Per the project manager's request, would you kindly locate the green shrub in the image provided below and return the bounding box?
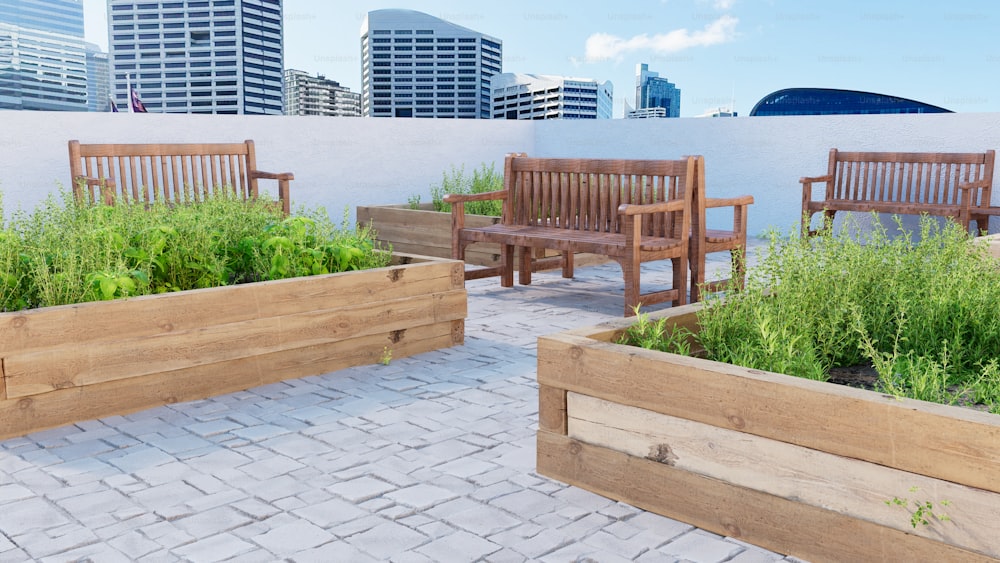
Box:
[621,214,1000,412]
[0,190,391,311]
[428,162,503,216]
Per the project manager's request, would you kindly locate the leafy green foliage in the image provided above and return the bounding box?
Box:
[0,190,391,311]
[617,308,694,356]
[429,162,503,216]
[886,487,952,528]
[625,213,1000,412]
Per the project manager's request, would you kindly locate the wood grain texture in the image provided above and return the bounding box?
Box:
[0,256,466,439]
[536,304,1000,495]
[536,431,993,563]
[567,392,1000,558]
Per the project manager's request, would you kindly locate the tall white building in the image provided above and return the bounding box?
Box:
[0,0,87,111]
[491,73,613,120]
[284,69,360,117]
[108,0,284,114]
[360,9,502,118]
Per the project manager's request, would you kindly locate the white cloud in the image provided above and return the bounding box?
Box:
[713,0,736,9]
[582,15,738,63]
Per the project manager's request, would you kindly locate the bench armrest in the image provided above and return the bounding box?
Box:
[72,175,117,205]
[704,195,754,209]
[250,170,294,215]
[800,174,833,186]
[617,200,686,216]
[251,170,295,181]
[442,190,508,204]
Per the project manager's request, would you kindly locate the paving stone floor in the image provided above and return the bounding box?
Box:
[0,240,810,562]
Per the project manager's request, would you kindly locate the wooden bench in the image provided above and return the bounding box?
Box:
[801,149,996,235]
[68,140,294,215]
[446,154,753,315]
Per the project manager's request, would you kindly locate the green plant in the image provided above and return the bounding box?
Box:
[625,213,1000,412]
[380,346,393,365]
[428,162,503,216]
[407,194,421,209]
[0,190,391,311]
[617,308,694,355]
[886,487,952,528]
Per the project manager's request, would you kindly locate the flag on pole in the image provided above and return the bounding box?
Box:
[130,87,147,113]
[109,94,119,112]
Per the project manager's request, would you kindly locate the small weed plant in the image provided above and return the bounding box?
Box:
[0,190,390,311]
[619,214,1000,412]
[425,163,503,216]
[886,487,952,529]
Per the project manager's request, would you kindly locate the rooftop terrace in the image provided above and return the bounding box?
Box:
[0,244,802,562]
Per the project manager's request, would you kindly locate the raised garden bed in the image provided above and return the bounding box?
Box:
[537,303,1000,562]
[357,203,608,271]
[0,253,465,440]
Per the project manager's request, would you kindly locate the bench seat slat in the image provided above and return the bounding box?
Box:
[458,224,685,256]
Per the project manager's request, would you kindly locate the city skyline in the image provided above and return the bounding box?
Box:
[82,0,1000,117]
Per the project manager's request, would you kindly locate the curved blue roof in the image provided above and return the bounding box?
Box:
[749,88,952,116]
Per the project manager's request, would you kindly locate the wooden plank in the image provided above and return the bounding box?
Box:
[538,384,567,435]
[0,260,462,354]
[536,431,994,563]
[537,328,1000,494]
[0,320,459,441]
[4,289,466,397]
[567,392,1000,558]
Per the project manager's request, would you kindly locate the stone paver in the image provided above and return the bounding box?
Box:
[0,243,808,562]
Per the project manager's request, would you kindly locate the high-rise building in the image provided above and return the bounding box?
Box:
[360,9,502,118]
[86,42,110,112]
[107,0,284,114]
[635,63,680,118]
[491,73,612,120]
[0,0,87,111]
[284,69,360,116]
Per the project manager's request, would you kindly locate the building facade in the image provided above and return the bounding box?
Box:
[491,73,612,120]
[635,63,680,118]
[108,0,284,114]
[0,0,87,111]
[360,9,502,118]
[86,42,111,111]
[284,69,360,116]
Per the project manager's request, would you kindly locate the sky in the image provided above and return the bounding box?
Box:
[82,0,1000,117]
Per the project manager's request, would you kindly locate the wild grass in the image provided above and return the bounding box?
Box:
[0,190,390,311]
[619,214,1000,412]
[423,162,504,216]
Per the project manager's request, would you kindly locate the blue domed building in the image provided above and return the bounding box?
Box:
[749,88,951,116]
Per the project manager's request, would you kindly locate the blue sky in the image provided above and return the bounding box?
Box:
[83,0,999,117]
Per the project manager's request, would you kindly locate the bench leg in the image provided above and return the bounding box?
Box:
[500,243,514,287]
[561,251,574,279]
[621,257,641,316]
[673,256,687,307]
[518,246,532,285]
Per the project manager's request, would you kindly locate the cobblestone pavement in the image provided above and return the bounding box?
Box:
[0,241,808,562]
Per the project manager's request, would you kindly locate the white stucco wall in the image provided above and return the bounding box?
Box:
[2,111,1000,237]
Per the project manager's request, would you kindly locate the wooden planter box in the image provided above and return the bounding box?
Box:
[537,304,1000,562]
[0,253,466,440]
[357,203,607,271]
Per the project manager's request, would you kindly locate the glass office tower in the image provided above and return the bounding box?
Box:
[0,0,87,111]
[108,0,284,114]
[361,9,502,118]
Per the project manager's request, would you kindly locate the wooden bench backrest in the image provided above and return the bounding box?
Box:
[503,155,696,239]
[68,140,261,205]
[826,149,996,207]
